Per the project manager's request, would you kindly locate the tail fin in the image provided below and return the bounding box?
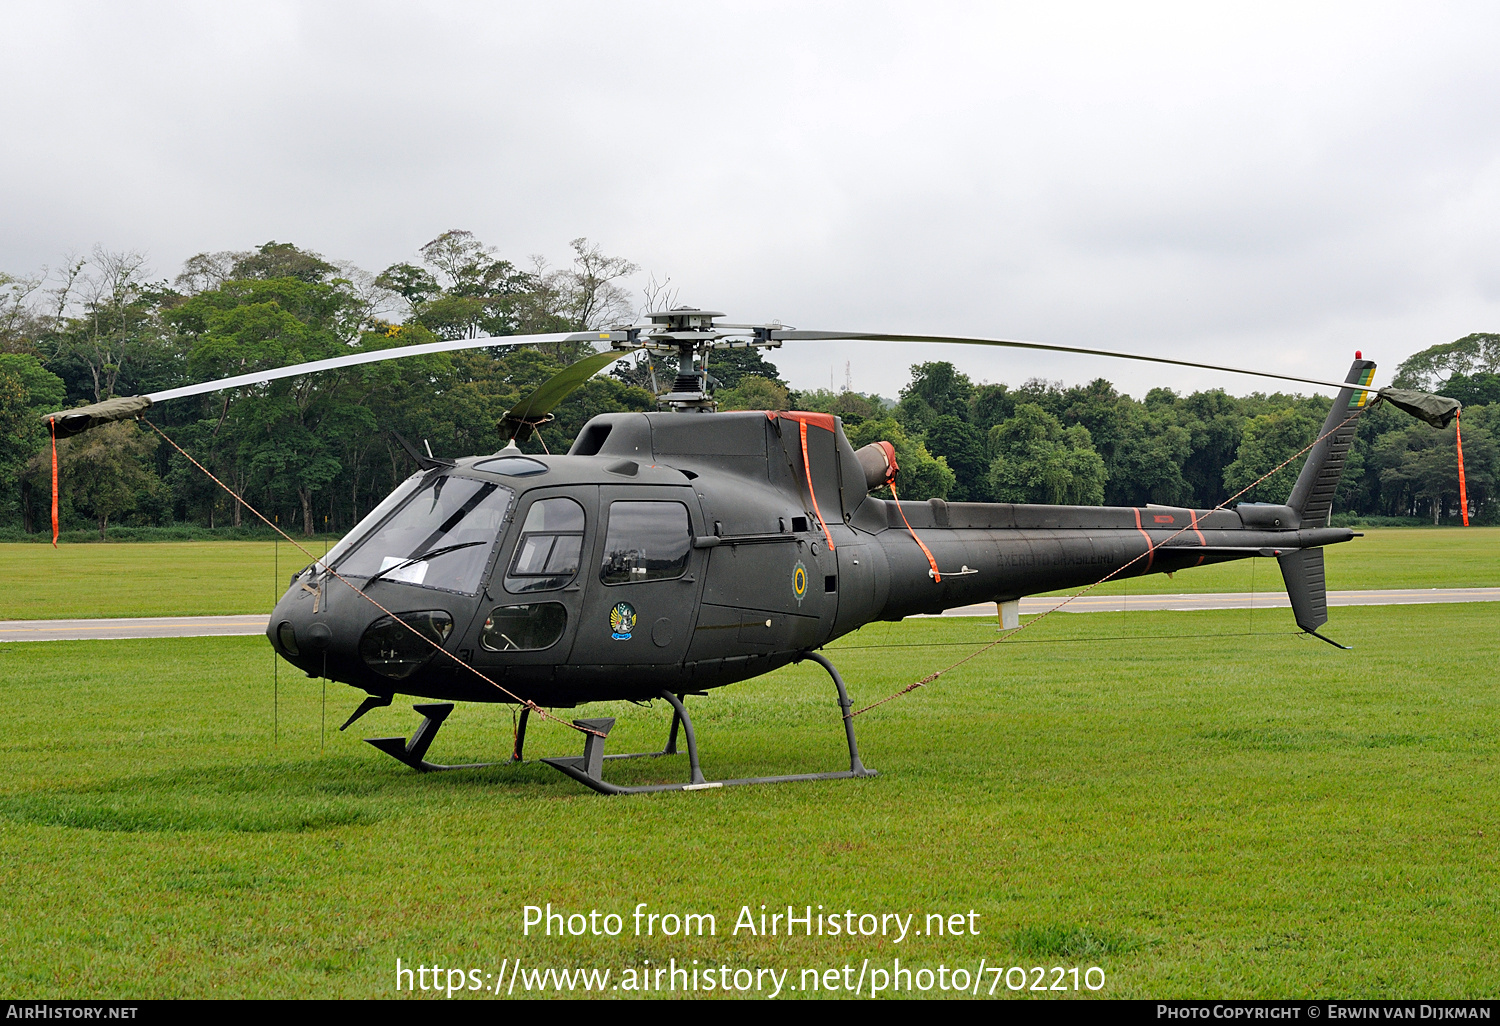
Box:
[1277,547,1329,632]
[1286,357,1377,527]
[1278,356,1374,645]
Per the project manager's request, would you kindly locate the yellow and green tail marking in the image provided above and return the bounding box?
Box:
[1348,364,1377,408]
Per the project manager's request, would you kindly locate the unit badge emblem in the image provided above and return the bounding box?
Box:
[609,601,637,640]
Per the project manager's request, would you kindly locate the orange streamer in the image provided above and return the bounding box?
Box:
[1457,408,1470,527]
[887,479,941,582]
[798,418,835,551]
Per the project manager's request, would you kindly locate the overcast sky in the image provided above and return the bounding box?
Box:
[4,2,1500,399]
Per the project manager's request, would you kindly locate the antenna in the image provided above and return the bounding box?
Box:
[844,360,851,393]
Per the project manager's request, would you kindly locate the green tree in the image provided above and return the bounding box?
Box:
[896,361,974,435]
[0,371,37,528]
[1176,389,1244,508]
[846,417,954,500]
[547,238,639,330]
[925,414,991,501]
[717,375,790,412]
[231,241,336,283]
[1394,333,1500,391]
[169,270,372,534]
[1,271,44,355]
[1060,379,1192,506]
[705,347,788,392]
[1441,372,1500,408]
[1223,407,1322,503]
[1373,419,1495,524]
[970,383,1015,433]
[791,389,885,426]
[378,230,552,341]
[51,420,159,539]
[987,404,1106,505]
[0,354,67,531]
[43,248,176,403]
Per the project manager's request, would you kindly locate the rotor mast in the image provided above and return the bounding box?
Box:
[620,307,784,411]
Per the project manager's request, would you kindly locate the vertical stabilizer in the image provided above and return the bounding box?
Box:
[1286,357,1377,526]
[1277,547,1329,633]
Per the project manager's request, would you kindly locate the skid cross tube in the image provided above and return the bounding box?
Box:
[541,657,877,795]
[598,692,706,763]
[511,707,531,762]
[799,650,869,776]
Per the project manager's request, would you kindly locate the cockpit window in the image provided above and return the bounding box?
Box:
[313,471,424,574]
[600,501,691,585]
[473,455,549,477]
[505,497,586,594]
[333,475,514,596]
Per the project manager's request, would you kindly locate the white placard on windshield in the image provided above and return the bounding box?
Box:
[378,555,428,585]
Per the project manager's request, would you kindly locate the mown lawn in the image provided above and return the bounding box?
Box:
[0,603,1494,998]
[0,539,333,620]
[2,527,1496,621]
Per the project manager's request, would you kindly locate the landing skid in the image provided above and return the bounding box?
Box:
[363,697,695,775]
[541,651,876,795]
[361,652,877,793]
[365,703,504,772]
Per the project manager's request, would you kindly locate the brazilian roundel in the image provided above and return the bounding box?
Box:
[610,601,637,641]
[793,561,808,605]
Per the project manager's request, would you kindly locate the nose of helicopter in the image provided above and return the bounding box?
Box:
[268,574,462,689]
[266,577,333,674]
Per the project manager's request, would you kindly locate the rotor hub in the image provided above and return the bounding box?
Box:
[616,307,786,412]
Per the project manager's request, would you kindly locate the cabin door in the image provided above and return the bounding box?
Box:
[571,485,705,665]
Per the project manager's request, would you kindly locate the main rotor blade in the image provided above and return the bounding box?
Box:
[145,330,631,403]
[771,330,1373,392]
[504,347,639,429]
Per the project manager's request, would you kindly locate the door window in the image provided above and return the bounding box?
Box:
[600,501,692,584]
[505,497,586,594]
[481,603,568,652]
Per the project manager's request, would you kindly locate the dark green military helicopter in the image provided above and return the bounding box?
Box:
[44,309,1460,794]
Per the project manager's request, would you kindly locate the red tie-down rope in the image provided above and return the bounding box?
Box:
[1457,408,1470,527]
[798,417,835,551]
[871,439,942,583]
[768,412,838,551]
[140,417,604,740]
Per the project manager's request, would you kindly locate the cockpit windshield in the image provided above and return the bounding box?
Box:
[333,475,515,596]
[316,471,424,573]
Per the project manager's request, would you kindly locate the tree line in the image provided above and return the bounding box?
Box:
[0,232,1494,539]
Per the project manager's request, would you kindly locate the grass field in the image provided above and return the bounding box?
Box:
[2,527,1497,621]
[0,539,334,620]
[0,603,1495,998]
